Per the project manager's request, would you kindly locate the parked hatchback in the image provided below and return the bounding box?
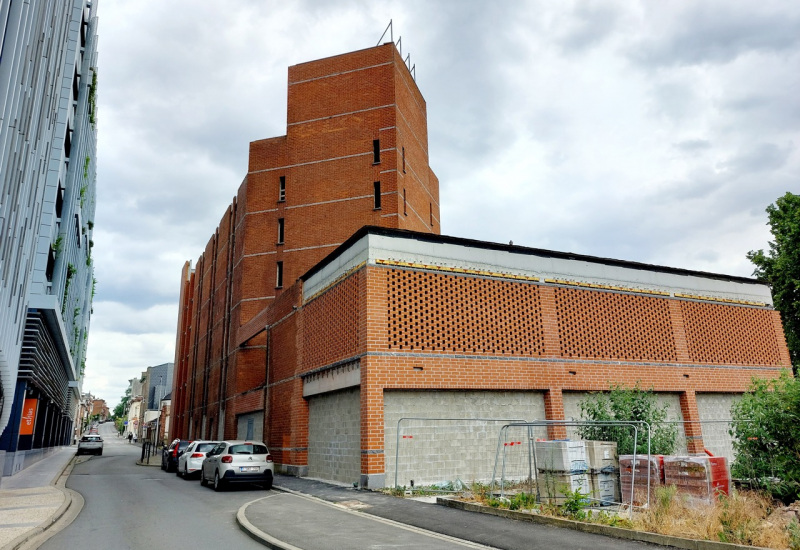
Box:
[200,440,273,491]
[161,439,192,472]
[177,440,218,479]
[77,435,103,456]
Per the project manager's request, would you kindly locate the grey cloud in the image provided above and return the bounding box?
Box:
[717,142,793,175]
[556,2,624,54]
[673,139,712,153]
[629,4,800,67]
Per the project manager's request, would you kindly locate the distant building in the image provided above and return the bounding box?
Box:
[171,44,791,488]
[0,0,100,476]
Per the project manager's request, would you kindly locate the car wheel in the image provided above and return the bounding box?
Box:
[183,466,190,480]
[176,464,182,477]
[263,472,273,490]
[160,458,166,471]
[213,471,225,492]
[97,450,102,456]
[200,469,208,486]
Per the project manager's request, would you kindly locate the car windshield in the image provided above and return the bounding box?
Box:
[229,444,268,455]
[178,441,192,450]
[196,443,216,452]
[81,436,101,442]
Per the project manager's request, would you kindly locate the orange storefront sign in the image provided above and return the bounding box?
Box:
[19,398,37,436]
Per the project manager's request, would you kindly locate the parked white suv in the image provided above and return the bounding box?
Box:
[177,440,218,478]
[200,440,274,491]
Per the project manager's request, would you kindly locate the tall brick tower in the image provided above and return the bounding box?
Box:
[243,43,439,314]
[172,43,439,443]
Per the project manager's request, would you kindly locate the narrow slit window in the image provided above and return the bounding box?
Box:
[276,261,283,288]
[373,140,380,163]
[373,181,381,209]
[279,176,286,202]
[429,203,433,226]
[402,146,406,173]
[403,188,407,216]
[277,218,284,244]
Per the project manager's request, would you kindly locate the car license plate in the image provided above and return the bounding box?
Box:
[240,466,259,472]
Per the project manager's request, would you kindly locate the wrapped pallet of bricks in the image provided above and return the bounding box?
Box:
[663,456,730,501]
[619,454,664,505]
[533,440,588,473]
[534,440,589,505]
[537,471,591,505]
[585,441,619,506]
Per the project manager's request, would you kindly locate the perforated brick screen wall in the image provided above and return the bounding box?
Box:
[681,301,783,365]
[554,287,678,361]
[386,269,545,355]
[303,273,361,369]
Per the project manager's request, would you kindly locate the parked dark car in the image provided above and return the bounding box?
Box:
[161,439,192,472]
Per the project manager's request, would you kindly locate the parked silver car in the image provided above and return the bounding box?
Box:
[77,435,103,456]
[200,440,273,491]
[177,440,218,479]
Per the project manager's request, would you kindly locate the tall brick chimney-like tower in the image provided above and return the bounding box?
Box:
[172,43,440,443]
[244,42,440,315]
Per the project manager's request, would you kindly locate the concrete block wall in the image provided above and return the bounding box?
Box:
[308,387,361,484]
[384,390,546,487]
[696,393,741,461]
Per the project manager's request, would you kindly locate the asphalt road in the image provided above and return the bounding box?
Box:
[40,423,266,550]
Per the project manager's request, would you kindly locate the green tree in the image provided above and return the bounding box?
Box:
[730,373,800,503]
[577,383,678,455]
[747,192,800,373]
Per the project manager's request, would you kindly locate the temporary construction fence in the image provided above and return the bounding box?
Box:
[391,417,526,490]
[491,421,652,513]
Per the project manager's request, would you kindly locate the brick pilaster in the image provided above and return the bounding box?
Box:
[544,388,567,439]
[679,390,704,454]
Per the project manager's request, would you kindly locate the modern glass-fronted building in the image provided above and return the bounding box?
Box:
[0,0,99,474]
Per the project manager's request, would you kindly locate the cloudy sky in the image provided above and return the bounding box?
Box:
[88,0,800,407]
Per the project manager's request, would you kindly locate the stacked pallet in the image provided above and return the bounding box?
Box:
[534,440,590,504]
[585,441,619,505]
[619,454,664,505]
[663,456,730,500]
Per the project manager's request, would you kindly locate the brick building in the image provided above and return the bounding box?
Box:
[171,43,791,488]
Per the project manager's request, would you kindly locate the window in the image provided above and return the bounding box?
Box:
[402,146,406,173]
[55,183,64,219]
[276,261,283,288]
[279,176,286,202]
[373,139,380,163]
[373,181,381,209]
[277,218,284,244]
[430,203,433,226]
[403,188,407,216]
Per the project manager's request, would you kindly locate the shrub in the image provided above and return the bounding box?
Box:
[577,382,678,455]
[730,372,800,503]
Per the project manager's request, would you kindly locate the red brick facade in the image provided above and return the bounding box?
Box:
[171,44,792,485]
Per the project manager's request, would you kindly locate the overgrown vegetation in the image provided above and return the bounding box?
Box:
[450,482,797,548]
[730,373,800,503]
[577,382,678,455]
[747,191,800,374]
[61,263,77,314]
[88,69,97,126]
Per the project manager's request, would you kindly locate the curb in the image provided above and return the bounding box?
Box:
[436,498,769,550]
[236,487,303,550]
[7,454,84,550]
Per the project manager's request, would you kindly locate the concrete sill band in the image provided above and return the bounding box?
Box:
[436,498,767,550]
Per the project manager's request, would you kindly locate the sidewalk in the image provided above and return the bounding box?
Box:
[0,447,82,550]
[239,475,661,550]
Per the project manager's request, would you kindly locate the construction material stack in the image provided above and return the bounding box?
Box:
[534,440,590,504]
[663,456,730,501]
[585,440,619,505]
[619,454,665,505]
